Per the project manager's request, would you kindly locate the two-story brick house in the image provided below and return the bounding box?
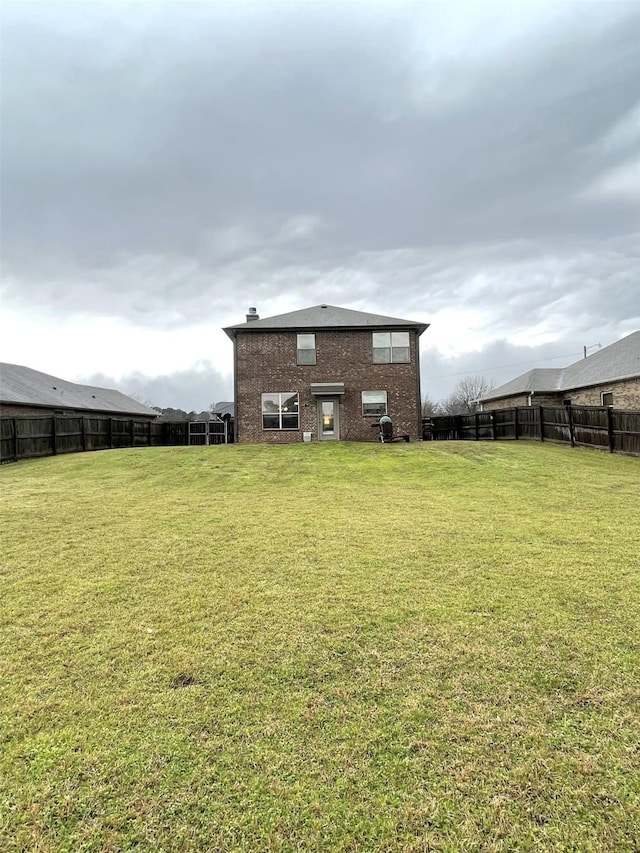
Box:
[223,305,429,443]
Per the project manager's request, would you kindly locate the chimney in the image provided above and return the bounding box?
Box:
[246,307,259,322]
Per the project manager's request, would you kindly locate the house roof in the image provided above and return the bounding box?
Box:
[480,368,566,400]
[192,411,221,422]
[479,331,640,402]
[211,400,235,418]
[223,304,429,337]
[0,363,158,417]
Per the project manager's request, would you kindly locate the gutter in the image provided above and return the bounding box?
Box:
[223,323,430,337]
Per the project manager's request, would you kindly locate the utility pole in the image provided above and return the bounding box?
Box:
[583,343,601,359]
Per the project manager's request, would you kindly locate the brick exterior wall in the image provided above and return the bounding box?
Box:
[484,394,532,410]
[483,393,562,410]
[0,404,58,417]
[234,329,422,443]
[0,404,155,420]
[537,393,564,405]
[564,378,640,409]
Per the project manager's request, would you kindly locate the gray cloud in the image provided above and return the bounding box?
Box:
[82,362,231,412]
[1,1,639,405]
[4,3,639,262]
[422,338,603,404]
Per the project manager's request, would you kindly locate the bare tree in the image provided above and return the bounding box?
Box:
[437,395,461,416]
[153,407,195,421]
[421,393,441,417]
[439,375,494,415]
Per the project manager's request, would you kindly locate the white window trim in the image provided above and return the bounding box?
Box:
[261,392,300,430]
[372,331,410,364]
[362,390,388,416]
[297,334,316,365]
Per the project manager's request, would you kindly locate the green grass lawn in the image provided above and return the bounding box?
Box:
[1,441,639,852]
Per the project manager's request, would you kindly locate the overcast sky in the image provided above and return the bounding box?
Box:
[1,0,638,410]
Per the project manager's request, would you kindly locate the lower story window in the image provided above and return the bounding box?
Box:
[262,392,299,429]
[601,391,613,407]
[362,390,387,416]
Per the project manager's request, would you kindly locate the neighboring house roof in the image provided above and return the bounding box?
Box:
[560,331,640,388]
[481,368,566,400]
[192,403,235,422]
[0,363,158,417]
[210,400,235,418]
[223,304,429,337]
[193,412,221,422]
[479,331,640,403]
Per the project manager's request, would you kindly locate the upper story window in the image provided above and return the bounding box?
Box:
[297,334,316,365]
[262,393,299,430]
[372,331,410,363]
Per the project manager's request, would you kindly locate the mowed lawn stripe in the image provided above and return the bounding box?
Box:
[1,442,639,852]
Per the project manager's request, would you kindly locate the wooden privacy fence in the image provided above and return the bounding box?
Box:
[0,417,192,463]
[423,405,640,456]
[188,419,235,446]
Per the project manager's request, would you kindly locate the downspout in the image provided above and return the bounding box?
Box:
[414,330,422,439]
[232,331,239,443]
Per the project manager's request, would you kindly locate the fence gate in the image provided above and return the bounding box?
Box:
[188,419,232,446]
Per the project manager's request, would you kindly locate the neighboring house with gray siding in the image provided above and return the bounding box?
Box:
[0,363,158,420]
[224,304,428,443]
[477,331,640,411]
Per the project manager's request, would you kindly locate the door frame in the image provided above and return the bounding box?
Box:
[317,396,340,441]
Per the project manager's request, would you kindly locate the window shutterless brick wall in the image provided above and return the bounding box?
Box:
[234,329,422,443]
[532,394,566,406]
[482,378,640,412]
[0,405,156,420]
[482,393,562,410]
[483,394,532,410]
[0,405,56,416]
[565,378,640,408]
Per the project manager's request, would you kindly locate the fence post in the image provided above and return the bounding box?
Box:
[51,416,57,455]
[491,411,496,440]
[455,415,462,440]
[80,417,86,451]
[148,420,152,447]
[514,408,519,440]
[539,406,544,442]
[475,413,479,441]
[108,418,114,449]
[566,405,575,447]
[13,418,18,461]
[606,406,614,453]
